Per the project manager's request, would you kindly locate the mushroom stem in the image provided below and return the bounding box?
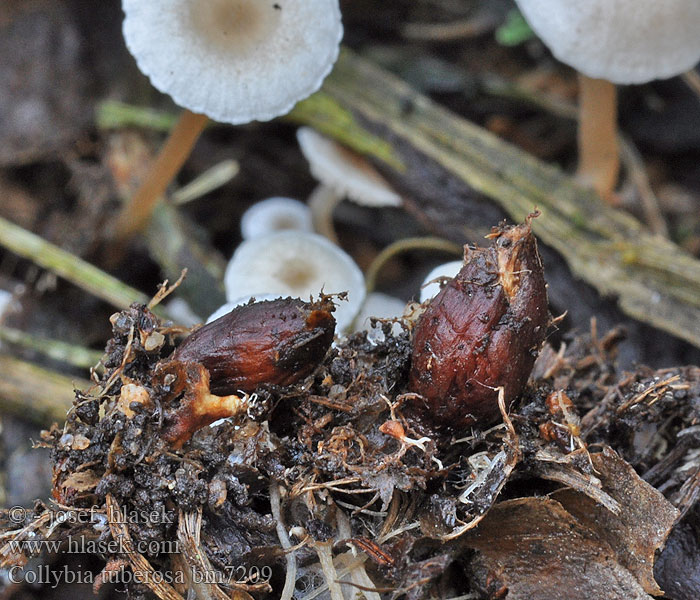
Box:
[308,184,341,244]
[576,74,619,201]
[113,109,208,244]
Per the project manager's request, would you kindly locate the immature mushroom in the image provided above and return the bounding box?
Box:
[296,127,401,243]
[223,231,365,332]
[115,1,343,243]
[240,197,313,240]
[513,0,700,200]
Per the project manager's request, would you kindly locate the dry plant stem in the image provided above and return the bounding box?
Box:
[106,495,185,600]
[269,483,297,600]
[113,109,208,244]
[313,542,345,600]
[172,159,240,205]
[576,74,619,201]
[402,12,499,41]
[0,354,89,424]
[336,511,382,600]
[309,184,341,243]
[96,100,179,132]
[0,216,165,314]
[618,136,668,236]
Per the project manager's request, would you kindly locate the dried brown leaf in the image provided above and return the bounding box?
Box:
[463,447,679,599]
[465,497,653,600]
[553,447,679,595]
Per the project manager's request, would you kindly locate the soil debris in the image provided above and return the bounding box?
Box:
[1,223,699,599]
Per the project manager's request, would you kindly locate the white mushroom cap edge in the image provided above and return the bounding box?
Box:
[514,0,700,84]
[240,197,313,240]
[223,231,365,331]
[122,0,343,123]
[297,127,401,207]
[420,260,463,303]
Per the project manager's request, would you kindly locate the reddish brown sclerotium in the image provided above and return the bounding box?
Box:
[408,215,549,432]
[172,297,336,396]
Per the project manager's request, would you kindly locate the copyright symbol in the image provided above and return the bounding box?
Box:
[8,506,27,524]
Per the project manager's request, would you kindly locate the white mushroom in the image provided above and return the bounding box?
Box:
[240,197,313,240]
[122,1,343,125]
[514,0,700,199]
[223,231,365,331]
[419,260,463,302]
[114,1,343,243]
[297,127,401,243]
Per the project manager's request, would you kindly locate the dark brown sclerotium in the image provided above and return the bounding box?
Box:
[408,217,549,432]
[172,297,336,395]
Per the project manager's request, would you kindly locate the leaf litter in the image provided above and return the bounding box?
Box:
[1,226,699,600]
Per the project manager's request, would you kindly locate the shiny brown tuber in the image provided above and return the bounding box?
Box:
[408,216,549,432]
[171,297,335,395]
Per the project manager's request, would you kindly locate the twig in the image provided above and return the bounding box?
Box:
[172,159,239,205]
[618,135,668,236]
[402,13,499,41]
[682,69,700,99]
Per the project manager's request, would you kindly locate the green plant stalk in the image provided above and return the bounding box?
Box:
[0,216,168,316]
[0,326,104,370]
[365,237,463,293]
[0,355,88,424]
[96,100,179,132]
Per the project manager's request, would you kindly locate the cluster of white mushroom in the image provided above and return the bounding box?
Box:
[119,1,475,336]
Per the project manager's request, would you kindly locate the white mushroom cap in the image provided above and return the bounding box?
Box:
[240,197,313,240]
[122,0,343,124]
[224,231,365,331]
[297,127,401,207]
[514,0,700,84]
[206,294,279,323]
[420,260,463,302]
